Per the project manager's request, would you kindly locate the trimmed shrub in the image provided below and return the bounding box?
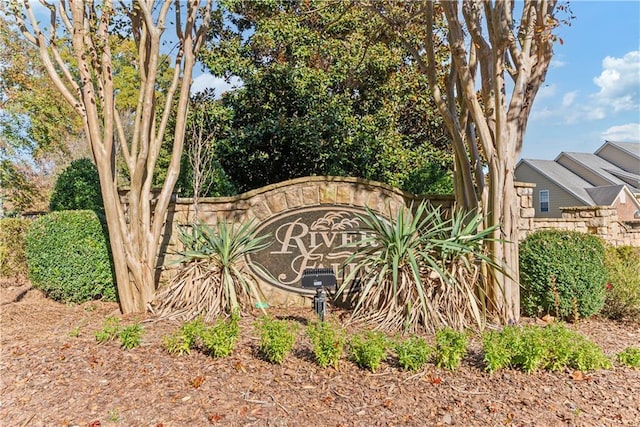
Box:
[616,346,640,368]
[349,331,389,373]
[257,317,297,364]
[307,321,346,369]
[482,323,611,373]
[0,217,31,282]
[49,158,104,214]
[434,328,468,371]
[602,245,640,321]
[395,336,433,372]
[25,210,116,303]
[519,230,607,319]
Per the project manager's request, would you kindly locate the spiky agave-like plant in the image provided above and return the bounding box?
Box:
[153,220,271,322]
[337,201,504,333]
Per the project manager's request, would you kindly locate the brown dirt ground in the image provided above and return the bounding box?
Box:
[1,283,639,427]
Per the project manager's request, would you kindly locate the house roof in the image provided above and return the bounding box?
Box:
[606,169,640,188]
[518,159,595,205]
[596,140,640,162]
[555,151,640,192]
[517,141,640,211]
[586,185,626,206]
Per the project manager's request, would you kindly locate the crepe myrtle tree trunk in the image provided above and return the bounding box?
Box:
[14,0,213,313]
[371,0,564,322]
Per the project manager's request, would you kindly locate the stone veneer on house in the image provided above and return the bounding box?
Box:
[515,182,640,246]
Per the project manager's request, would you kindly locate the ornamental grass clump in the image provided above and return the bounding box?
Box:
[153,220,271,322]
[336,201,503,333]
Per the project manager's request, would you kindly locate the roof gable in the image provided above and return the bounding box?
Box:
[585,185,626,206]
[555,151,640,191]
[517,159,595,205]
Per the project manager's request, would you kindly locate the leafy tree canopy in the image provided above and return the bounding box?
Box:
[197,0,453,194]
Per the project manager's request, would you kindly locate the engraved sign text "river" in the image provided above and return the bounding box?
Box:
[246,206,378,294]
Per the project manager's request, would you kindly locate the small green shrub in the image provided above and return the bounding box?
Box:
[120,323,143,350]
[602,246,640,321]
[95,317,143,350]
[616,347,640,368]
[519,230,607,319]
[0,218,31,282]
[307,321,346,369]
[257,317,297,364]
[201,313,240,358]
[163,317,206,355]
[434,328,468,371]
[25,210,116,303]
[482,323,611,373]
[395,336,433,372]
[68,325,82,338]
[95,316,122,343]
[482,327,520,373]
[163,315,239,357]
[49,158,104,214]
[349,331,389,372]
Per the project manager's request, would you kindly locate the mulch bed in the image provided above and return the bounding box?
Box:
[1,283,639,427]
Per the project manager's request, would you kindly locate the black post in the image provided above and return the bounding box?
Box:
[313,288,327,321]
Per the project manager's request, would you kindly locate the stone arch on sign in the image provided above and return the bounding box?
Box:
[160,176,454,306]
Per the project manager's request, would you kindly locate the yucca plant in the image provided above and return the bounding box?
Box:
[336,201,503,333]
[153,220,271,322]
[421,208,504,331]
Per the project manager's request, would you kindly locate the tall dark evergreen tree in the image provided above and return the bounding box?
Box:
[197,0,453,194]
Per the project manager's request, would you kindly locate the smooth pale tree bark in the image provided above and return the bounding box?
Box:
[13,0,212,313]
[371,0,564,322]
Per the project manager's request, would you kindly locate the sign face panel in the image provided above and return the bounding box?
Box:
[246,206,377,294]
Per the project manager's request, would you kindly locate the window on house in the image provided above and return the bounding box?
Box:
[539,190,549,212]
[620,191,626,204]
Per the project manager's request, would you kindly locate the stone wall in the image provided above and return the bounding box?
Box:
[515,182,640,246]
[159,176,454,306]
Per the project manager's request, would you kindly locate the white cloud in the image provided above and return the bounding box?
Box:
[562,91,577,107]
[550,57,567,69]
[601,123,640,142]
[592,51,639,112]
[190,73,243,97]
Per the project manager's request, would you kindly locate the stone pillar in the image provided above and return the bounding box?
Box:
[515,182,536,240]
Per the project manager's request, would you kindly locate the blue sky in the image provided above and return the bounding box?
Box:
[23,1,639,162]
[193,1,640,162]
[522,1,640,160]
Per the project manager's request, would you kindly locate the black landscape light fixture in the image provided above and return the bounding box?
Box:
[301,268,337,321]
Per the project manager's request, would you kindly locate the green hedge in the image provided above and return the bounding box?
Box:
[519,230,607,320]
[602,245,640,321]
[25,210,116,303]
[49,158,104,214]
[0,217,31,281]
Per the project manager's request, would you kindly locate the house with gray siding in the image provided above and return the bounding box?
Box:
[515,141,640,220]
